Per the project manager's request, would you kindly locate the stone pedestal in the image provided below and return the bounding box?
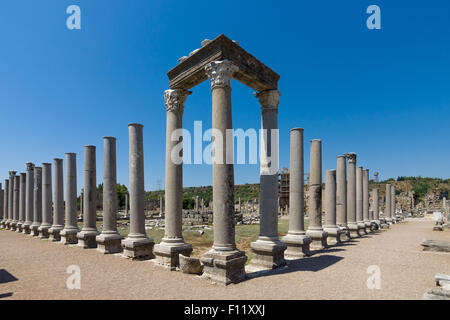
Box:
[61,153,79,244]
[249,89,286,270]
[154,89,192,269]
[122,124,154,259]
[30,167,42,237]
[22,163,34,234]
[201,249,247,285]
[96,137,124,254]
[281,128,311,258]
[49,159,64,241]
[77,146,99,248]
[38,163,52,239]
[306,140,328,250]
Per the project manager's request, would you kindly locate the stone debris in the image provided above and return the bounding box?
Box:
[420,239,450,252]
[422,273,450,300]
[179,254,203,275]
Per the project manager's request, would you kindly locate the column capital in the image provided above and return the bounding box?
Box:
[8,171,17,178]
[254,90,280,113]
[344,152,357,162]
[26,162,35,171]
[205,60,238,89]
[164,89,191,114]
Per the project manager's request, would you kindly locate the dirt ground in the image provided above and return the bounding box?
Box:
[0,218,449,300]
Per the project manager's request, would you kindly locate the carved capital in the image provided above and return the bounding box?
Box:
[254,90,280,113]
[26,162,35,172]
[164,89,192,114]
[8,171,16,178]
[205,60,238,89]
[344,152,357,162]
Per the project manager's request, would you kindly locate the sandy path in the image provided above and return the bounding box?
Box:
[0,219,449,300]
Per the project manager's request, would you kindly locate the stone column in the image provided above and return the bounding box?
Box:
[282,128,311,258]
[61,153,79,244]
[323,169,343,244]
[155,89,192,269]
[385,184,392,222]
[125,193,129,216]
[336,155,350,240]
[49,158,64,241]
[201,60,246,285]
[6,171,16,229]
[306,140,328,249]
[391,185,396,222]
[0,183,3,228]
[345,153,360,237]
[159,195,164,216]
[356,166,367,234]
[22,163,34,234]
[1,179,8,228]
[372,188,380,225]
[97,137,123,253]
[77,146,99,248]
[249,89,286,271]
[38,163,53,238]
[12,175,20,231]
[17,173,26,232]
[80,188,84,218]
[30,167,42,236]
[122,124,154,259]
[363,169,372,232]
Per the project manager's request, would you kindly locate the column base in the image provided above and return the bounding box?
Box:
[16,222,23,233]
[358,222,367,234]
[364,221,372,233]
[60,228,79,244]
[281,233,312,259]
[323,225,344,245]
[348,223,361,237]
[48,225,64,241]
[38,224,51,239]
[11,221,18,231]
[77,229,99,248]
[96,232,124,254]
[121,236,155,260]
[201,249,247,285]
[154,239,193,270]
[22,222,32,234]
[247,239,287,271]
[30,224,41,236]
[5,221,11,230]
[337,225,351,241]
[0,220,6,228]
[306,228,328,250]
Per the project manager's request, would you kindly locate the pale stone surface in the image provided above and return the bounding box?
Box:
[249,89,286,271]
[38,163,52,238]
[16,173,26,232]
[345,153,360,237]
[201,61,246,284]
[96,138,123,254]
[306,140,328,250]
[77,146,100,248]
[323,170,343,245]
[60,153,79,244]
[49,159,64,241]
[179,254,203,275]
[421,240,450,252]
[282,128,311,258]
[122,124,154,259]
[30,167,42,237]
[155,89,192,269]
[22,163,34,234]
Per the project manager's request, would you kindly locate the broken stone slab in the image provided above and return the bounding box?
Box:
[179,254,203,275]
[421,240,450,252]
[422,287,450,300]
[433,225,444,231]
[435,273,450,287]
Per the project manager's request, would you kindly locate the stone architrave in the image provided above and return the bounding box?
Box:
[154,89,192,269]
[323,170,344,245]
[97,137,124,254]
[30,167,42,236]
[306,140,328,249]
[77,146,100,248]
[22,163,34,234]
[249,89,286,271]
[281,128,311,258]
[60,153,79,244]
[11,175,20,231]
[49,158,64,241]
[121,124,155,259]
[38,163,53,238]
[345,153,360,237]
[17,173,26,232]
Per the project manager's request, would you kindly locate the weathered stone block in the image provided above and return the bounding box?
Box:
[201,249,247,285]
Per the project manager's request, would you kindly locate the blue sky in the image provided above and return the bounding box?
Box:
[0,0,449,193]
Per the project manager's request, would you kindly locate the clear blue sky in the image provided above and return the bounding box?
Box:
[1,0,449,193]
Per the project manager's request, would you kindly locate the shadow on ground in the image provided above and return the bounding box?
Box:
[0,269,18,284]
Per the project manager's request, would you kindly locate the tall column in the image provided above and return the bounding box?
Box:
[336,155,350,240]
[201,60,246,285]
[282,128,311,258]
[97,137,123,253]
[356,166,367,234]
[159,195,164,216]
[1,179,8,228]
[80,189,84,218]
[38,163,53,238]
[6,171,16,229]
[49,158,64,241]
[77,146,99,248]
[249,89,286,271]
[323,169,343,244]
[155,89,192,269]
[125,193,129,216]
[60,153,79,244]
[363,169,372,232]
[391,185,396,222]
[385,184,392,223]
[30,167,42,236]
[22,163,34,234]
[12,175,20,231]
[122,124,154,259]
[345,153,360,237]
[306,140,328,249]
[372,188,380,229]
[0,183,3,228]
[17,173,26,232]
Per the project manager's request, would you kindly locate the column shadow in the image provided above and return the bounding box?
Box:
[0,269,18,284]
[0,293,13,299]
